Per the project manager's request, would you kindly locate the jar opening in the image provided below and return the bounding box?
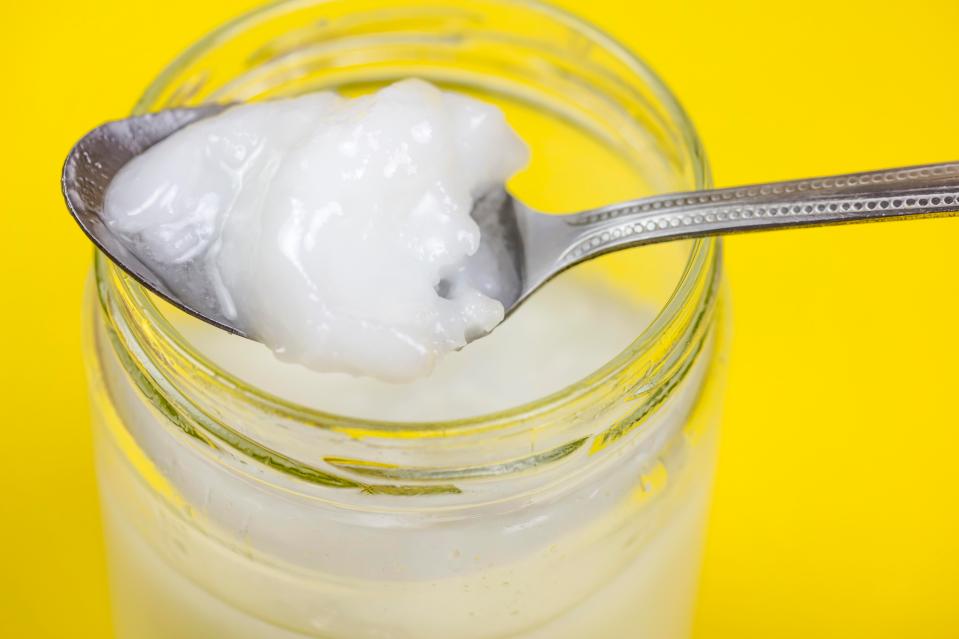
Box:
[99,0,717,437]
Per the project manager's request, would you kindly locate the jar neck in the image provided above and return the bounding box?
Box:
[93,234,721,503]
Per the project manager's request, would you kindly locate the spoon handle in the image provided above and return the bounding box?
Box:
[556,161,959,267]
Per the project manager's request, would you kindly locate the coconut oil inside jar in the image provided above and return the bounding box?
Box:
[173,269,653,421]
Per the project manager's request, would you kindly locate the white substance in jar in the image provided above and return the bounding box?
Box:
[176,273,650,421]
[103,80,528,381]
[92,280,720,639]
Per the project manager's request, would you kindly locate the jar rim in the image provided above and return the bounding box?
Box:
[106,0,718,436]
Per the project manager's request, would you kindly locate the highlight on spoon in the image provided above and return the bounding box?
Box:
[62,104,241,335]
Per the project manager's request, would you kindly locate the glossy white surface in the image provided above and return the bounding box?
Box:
[104,80,527,381]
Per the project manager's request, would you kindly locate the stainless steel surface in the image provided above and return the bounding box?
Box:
[478,161,959,314]
[61,104,242,335]
[62,106,959,339]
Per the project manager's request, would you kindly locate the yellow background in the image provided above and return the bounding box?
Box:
[4,0,959,636]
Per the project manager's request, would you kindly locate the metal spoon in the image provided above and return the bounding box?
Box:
[62,105,959,338]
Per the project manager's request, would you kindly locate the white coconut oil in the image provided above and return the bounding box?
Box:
[103,80,527,382]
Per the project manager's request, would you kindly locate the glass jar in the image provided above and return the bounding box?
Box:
[83,1,727,637]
